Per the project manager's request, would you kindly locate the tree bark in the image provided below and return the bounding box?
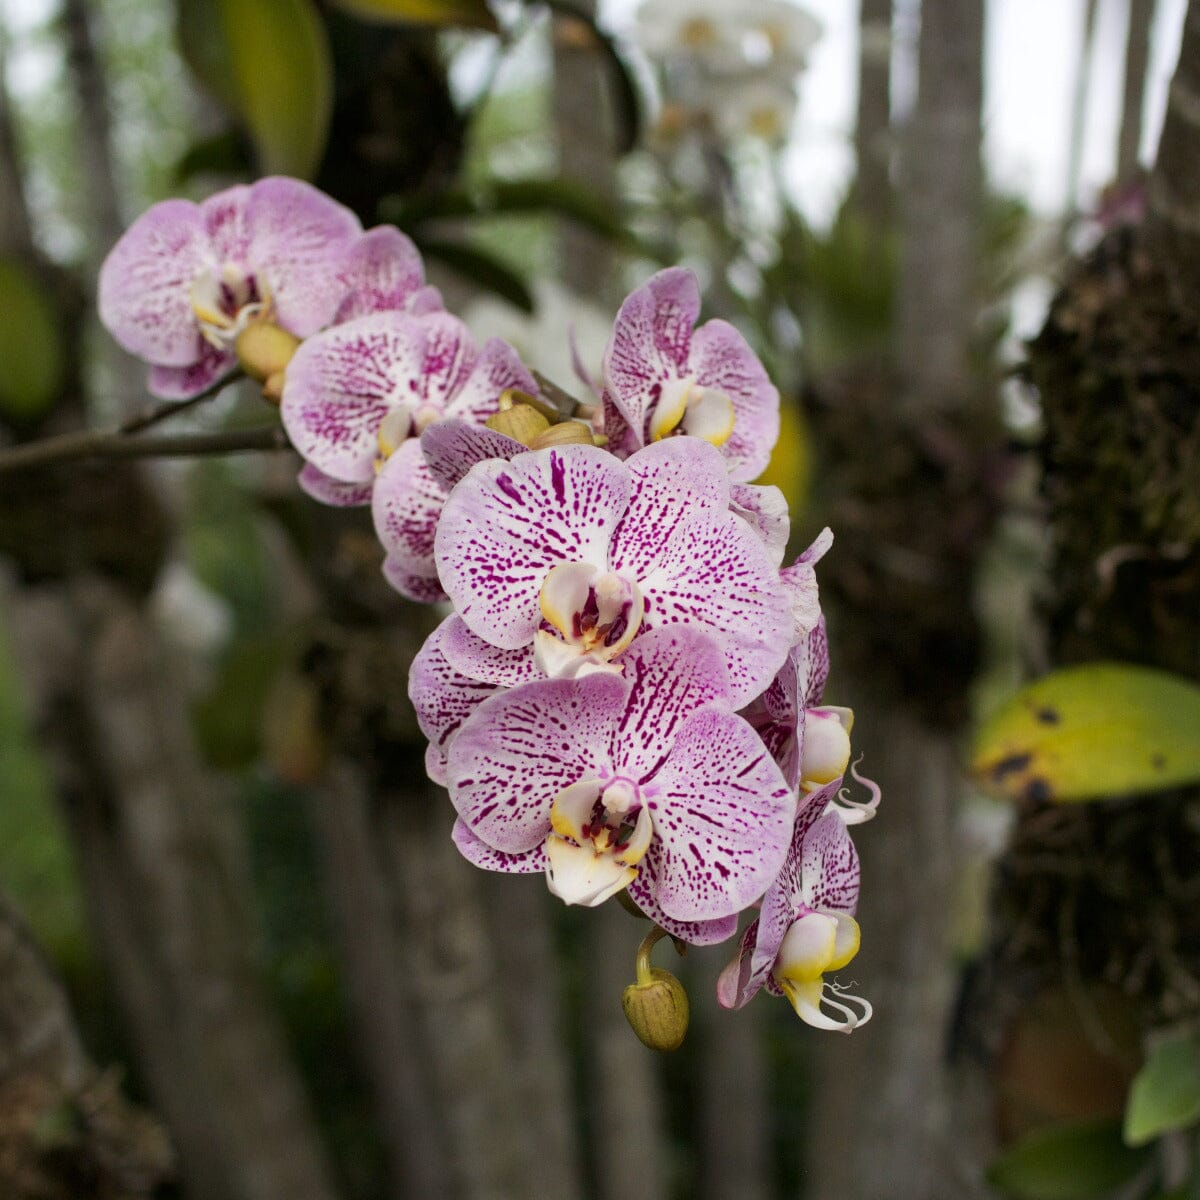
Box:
[854,0,894,229]
[808,1,989,1197]
[5,579,343,1200]
[0,888,174,1199]
[1118,0,1156,179]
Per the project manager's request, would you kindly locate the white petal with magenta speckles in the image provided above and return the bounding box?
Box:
[453,819,545,874]
[446,673,626,854]
[435,445,631,650]
[421,418,525,491]
[644,706,794,923]
[372,439,447,573]
[281,311,421,483]
[635,507,790,708]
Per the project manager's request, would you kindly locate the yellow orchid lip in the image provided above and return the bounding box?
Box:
[189,262,274,351]
[649,377,736,448]
[545,776,655,906]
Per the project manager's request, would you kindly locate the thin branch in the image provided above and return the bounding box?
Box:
[0,424,290,474]
[120,371,245,434]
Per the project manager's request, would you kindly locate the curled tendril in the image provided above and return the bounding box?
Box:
[827,757,882,826]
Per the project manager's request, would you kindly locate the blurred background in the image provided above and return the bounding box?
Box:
[1,1,1199,1198]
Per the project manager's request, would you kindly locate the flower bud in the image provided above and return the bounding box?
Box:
[622,966,690,1052]
[528,420,596,450]
[486,400,551,445]
[236,322,300,396]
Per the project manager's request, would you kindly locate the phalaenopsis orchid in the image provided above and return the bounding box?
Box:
[99,176,880,1048]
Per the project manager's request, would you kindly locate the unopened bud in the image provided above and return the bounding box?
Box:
[622,967,690,1052]
[528,420,596,450]
[486,400,551,445]
[236,322,300,397]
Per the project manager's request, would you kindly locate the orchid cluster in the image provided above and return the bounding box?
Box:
[99,176,879,1044]
[633,0,822,145]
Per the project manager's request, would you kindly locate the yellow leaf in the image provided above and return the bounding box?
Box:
[971,663,1200,803]
[327,0,497,31]
[178,0,333,179]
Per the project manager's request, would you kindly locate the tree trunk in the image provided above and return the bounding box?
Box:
[808,1,989,1196]
[0,888,174,1198]
[854,0,894,229]
[5,579,344,1200]
[1118,0,1156,179]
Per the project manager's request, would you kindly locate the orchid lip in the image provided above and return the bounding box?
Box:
[545,774,654,906]
[649,377,736,448]
[190,262,273,350]
[536,562,645,676]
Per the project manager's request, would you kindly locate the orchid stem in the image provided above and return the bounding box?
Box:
[634,925,672,987]
[120,370,245,435]
[0,424,290,473]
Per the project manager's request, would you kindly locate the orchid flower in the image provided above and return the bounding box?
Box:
[433,438,791,707]
[717,781,872,1032]
[444,625,794,941]
[99,177,361,399]
[280,311,536,599]
[601,268,779,481]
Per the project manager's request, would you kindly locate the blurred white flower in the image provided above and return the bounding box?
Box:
[634,0,821,144]
[151,560,233,662]
[461,279,611,398]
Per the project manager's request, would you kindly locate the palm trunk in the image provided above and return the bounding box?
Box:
[1118,0,1156,179]
[809,1,988,1196]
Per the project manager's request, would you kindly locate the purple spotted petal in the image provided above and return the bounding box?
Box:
[634,506,791,708]
[799,616,830,707]
[333,225,438,323]
[613,439,731,576]
[409,615,502,776]
[382,556,446,603]
[372,439,447,573]
[453,819,545,874]
[718,781,839,1007]
[440,617,541,690]
[599,396,638,460]
[241,177,361,337]
[442,336,537,426]
[146,342,235,399]
[420,418,525,491]
[644,706,794,923]
[435,446,633,650]
[609,626,732,782]
[802,809,861,914]
[730,483,789,566]
[628,864,738,946]
[281,311,422,483]
[297,463,374,507]
[781,527,833,643]
[446,672,627,853]
[687,317,779,481]
[99,198,211,367]
[602,267,701,437]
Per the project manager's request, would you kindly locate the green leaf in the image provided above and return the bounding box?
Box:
[971,663,1200,803]
[987,1118,1153,1200]
[0,258,64,423]
[326,0,497,29]
[1124,1036,1200,1147]
[177,0,333,178]
[417,238,534,312]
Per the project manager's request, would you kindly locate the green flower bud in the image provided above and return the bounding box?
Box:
[622,966,690,1052]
